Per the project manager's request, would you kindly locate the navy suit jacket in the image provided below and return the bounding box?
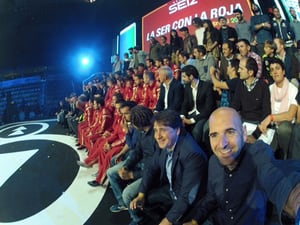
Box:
[139,131,208,223]
[155,78,184,113]
[192,141,300,225]
[181,80,216,122]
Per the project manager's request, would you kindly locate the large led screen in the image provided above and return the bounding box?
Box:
[119,23,136,60]
[280,0,300,20]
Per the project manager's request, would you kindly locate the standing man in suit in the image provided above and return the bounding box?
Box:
[155,66,184,113]
[180,65,216,150]
[130,110,208,225]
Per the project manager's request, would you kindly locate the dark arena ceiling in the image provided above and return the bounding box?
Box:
[0,0,169,74]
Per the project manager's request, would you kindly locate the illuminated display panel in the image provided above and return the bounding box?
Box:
[279,0,300,20]
[119,23,136,60]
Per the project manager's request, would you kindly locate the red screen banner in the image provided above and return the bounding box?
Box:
[142,0,253,51]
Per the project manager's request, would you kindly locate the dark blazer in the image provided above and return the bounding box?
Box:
[283,53,300,80]
[139,132,208,223]
[181,80,216,122]
[155,78,184,112]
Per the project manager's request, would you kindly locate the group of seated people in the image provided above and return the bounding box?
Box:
[58,47,300,225]
[56,5,300,224]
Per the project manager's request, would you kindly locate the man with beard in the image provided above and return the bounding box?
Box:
[180,65,216,150]
[233,8,253,44]
[250,3,272,57]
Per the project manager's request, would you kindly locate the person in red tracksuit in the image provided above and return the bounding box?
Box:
[87,100,136,187]
[77,100,94,148]
[77,99,123,167]
[82,96,113,153]
[105,77,121,112]
[122,76,134,101]
[141,71,160,110]
[131,74,144,104]
[91,115,127,186]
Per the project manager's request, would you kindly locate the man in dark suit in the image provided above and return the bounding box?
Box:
[155,66,184,113]
[180,65,216,150]
[130,110,208,225]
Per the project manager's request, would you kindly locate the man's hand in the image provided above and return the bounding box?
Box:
[182,117,194,125]
[246,135,256,144]
[130,193,145,210]
[104,143,111,152]
[118,167,134,180]
[159,217,172,225]
[183,220,198,225]
[258,116,271,134]
[284,183,300,218]
[264,22,271,29]
[102,131,111,138]
[113,152,124,164]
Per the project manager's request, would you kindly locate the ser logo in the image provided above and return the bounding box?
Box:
[169,0,198,15]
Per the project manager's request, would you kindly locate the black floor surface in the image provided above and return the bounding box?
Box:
[0,120,131,225]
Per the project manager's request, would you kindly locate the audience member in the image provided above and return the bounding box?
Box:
[79,96,113,152]
[259,58,298,159]
[87,100,128,187]
[178,51,195,69]
[274,37,300,81]
[210,58,240,107]
[145,58,157,74]
[231,57,271,141]
[65,93,79,136]
[233,8,253,44]
[181,65,216,149]
[170,29,184,62]
[67,94,87,137]
[203,19,221,61]
[130,110,208,225]
[272,6,295,56]
[179,26,198,56]
[106,101,140,213]
[122,76,134,101]
[119,106,157,225]
[155,66,184,113]
[131,73,144,104]
[132,46,148,68]
[159,35,171,59]
[55,99,68,125]
[236,38,262,78]
[149,37,161,61]
[183,107,300,225]
[192,17,205,46]
[163,56,180,81]
[105,77,121,111]
[219,41,236,81]
[250,2,273,56]
[218,16,238,45]
[289,6,300,43]
[112,54,123,73]
[193,45,215,82]
[76,100,94,147]
[123,52,131,74]
[85,81,97,102]
[141,71,160,110]
[262,40,277,84]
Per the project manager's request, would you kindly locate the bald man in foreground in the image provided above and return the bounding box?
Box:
[184,107,300,225]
